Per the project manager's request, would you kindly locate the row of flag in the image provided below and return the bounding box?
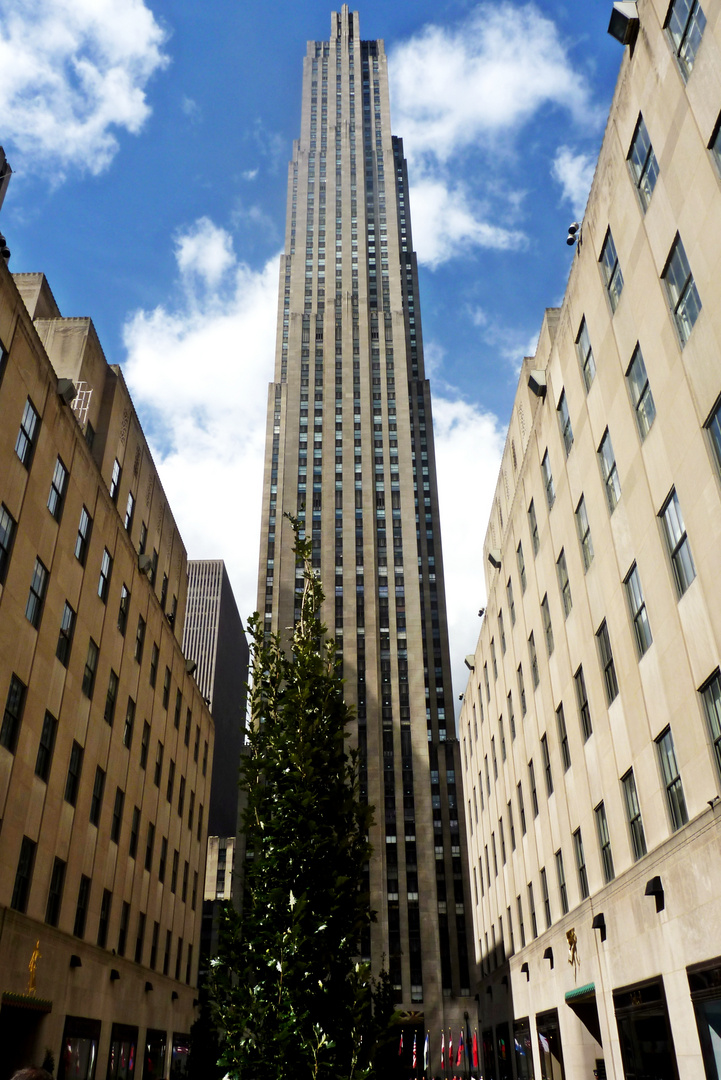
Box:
[399,1027,480,1073]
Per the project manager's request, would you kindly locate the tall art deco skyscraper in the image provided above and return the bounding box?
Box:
[257,6,474,1036]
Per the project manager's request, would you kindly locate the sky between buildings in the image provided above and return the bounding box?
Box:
[0,0,625,714]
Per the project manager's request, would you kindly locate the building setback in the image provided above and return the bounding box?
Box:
[0,267,213,1078]
[255,4,475,1048]
[460,1,721,1077]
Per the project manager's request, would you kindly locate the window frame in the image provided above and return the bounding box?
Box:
[625,563,653,656]
[98,548,113,603]
[662,234,702,344]
[1,674,27,755]
[626,345,656,439]
[627,114,659,210]
[598,429,621,513]
[65,740,84,806]
[15,398,41,469]
[576,318,596,391]
[541,450,555,509]
[25,557,48,628]
[656,726,688,831]
[595,801,615,883]
[575,495,594,572]
[555,848,569,915]
[35,710,57,782]
[665,0,707,80]
[556,703,571,770]
[573,827,589,900]
[82,638,99,699]
[557,390,574,456]
[575,665,592,741]
[700,670,721,782]
[75,506,92,565]
[0,503,16,584]
[56,601,76,666]
[596,619,619,705]
[556,549,572,617]
[599,228,624,311]
[659,488,696,596]
[528,500,539,555]
[541,594,554,656]
[47,457,68,521]
[622,768,647,860]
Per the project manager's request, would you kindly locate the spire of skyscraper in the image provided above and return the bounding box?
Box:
[256,5,475,1043]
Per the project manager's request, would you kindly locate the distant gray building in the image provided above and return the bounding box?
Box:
[182,560,248,838]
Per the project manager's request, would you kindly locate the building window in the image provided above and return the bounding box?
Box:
[484,663,490,702]
[1,673,26,754]
[90,766,106,826]
[540,867,551,928]
[56,601,76,666]
[622,769,647,860]
[203,740,208,776]
[65,740,84,806]
[117,585,130,636]
[574,495,594,572]
[35,710,57,782]
[656,726,688,830]
[109,458,122,503]
[528,632,539,688]
[166,759,175,802]
[149,643,159,687]
[556,703,571,770]
[123,697,135,749]
[135,615,146,663]
[517,781,527,835]
[134,912,146,964]
[555,849,569,914]
[124,490,135,532]
[12,836,37,912]
[75,506,92,565]
[557,390,573,455]
[573,827,589,900]
[98,548,113,602]
[0,503,16,584]
[129,807,140,859]
[528,500,539,555]
[516,542,527,593]
[154,741,163,787]
[596,620,619,704]
[111,787,124,844]
[541,734,553,796]
[25,558,48,628]
[660,488,695,596]
[666,0,706,79]
[542,450,555,509]
[499,610,506,654]
[45,857,66,927]
[171,849,179,894]
[528,882,538,939]
[700,670,721,780]
[576,318,596,391]
[517,895,526,948]
[575,666,592,740]
[145,821,155,871]
[595,801,615,883]
[556,549,572,617]
[158,837,168,883]
[139,520,148,555]
[541,594,554,656]
[600,228,624,311]
[625,563,652,656]
[626,345,656,439]
[163,666,171,709]
[15,398,40,468]
[98,889,112,948]
[598,429,621,512]
[663,235,701,343]
[506,577,515,625]
[47,457,68,521]
[118,902,130,957]
[627,115,659,209]
[517,663,527,716]
[528,759,539,817]
[140,720,150,770]
[104,669,119,725]
[82,638,99,698]
[705,396,721,477]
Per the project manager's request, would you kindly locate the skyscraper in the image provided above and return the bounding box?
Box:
[256,5,474,1043]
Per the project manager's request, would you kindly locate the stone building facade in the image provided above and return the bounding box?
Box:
[0,267,214,1078]
[460,1,721,1077]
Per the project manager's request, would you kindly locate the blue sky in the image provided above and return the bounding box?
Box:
[0,0,625,705]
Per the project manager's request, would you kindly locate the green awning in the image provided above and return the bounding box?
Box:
[565,982,595,1002]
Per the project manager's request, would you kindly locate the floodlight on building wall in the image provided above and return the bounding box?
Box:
[645,876,664,913]
[138,554,153,575]
[543,947,554,969]
[110,969,120,981]
[145,981,153,992]
[0,232,10,263]
[591,912,607,942]
[70,954,82,968]
[464,655,475,671]
[488,549,502,570]
[528,371,547,399]
[57,378,76,406]
[520,962,530,981]
[608,2,639,46]
[186,659,197,676]
[567,222,582,247]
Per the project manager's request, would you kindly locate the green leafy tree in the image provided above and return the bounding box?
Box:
[211,517,378,1079]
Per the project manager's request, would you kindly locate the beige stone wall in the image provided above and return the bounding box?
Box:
[0,262,214,1075]
[461,0,721,1076]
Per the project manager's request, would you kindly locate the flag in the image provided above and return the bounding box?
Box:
[413,1033,417,1069]
[448,1030,453,1068]
[457,1028,464,1067]
[399,1031,403,1056]
[539,1032,551,1054]
[472,1030,479,1068]
[441,1030,445,1069]
[424,1033,429,1072]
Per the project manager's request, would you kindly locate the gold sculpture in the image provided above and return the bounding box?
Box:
[27,940,41,996]
[566,927,579,977]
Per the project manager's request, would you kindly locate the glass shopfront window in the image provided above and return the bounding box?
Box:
[59,1016,101,1080]
[536,1010,565,1080]
[496,1021,512,1080]
[514,1018,536,1079]
[170,1033,191,1079]
[108,1024,137,1079]
[142,1029,167,1079]
[688,958,721,1078]
[482,1028,497,1080]
[613,979,678,1080]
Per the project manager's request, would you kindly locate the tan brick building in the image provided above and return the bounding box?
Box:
[0,266,214,1078]
[459,1,721,1077]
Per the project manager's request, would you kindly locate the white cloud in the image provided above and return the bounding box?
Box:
[242,168,259,181]
[388,2,601,268]
[433,397,506,717]
[0,0,168,177]
[552,145,596,218]
[410,177,525,269]
[122,219,279,627]
[181,96,201,122]
[390,3,598,164]
[174,216,236,291]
